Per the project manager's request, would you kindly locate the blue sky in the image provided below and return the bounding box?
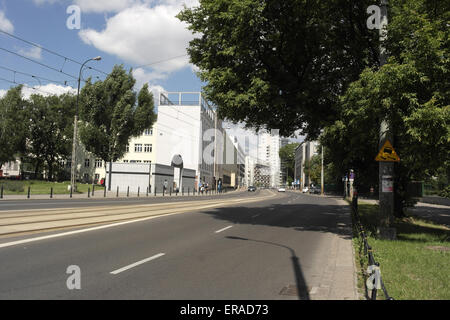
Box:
[0,0,303,147]
[0,0,204,97]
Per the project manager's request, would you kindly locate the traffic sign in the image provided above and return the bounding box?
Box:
[375,140,400,162]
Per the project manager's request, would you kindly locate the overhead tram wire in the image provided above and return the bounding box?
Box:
[0,65,77,88]
[0,28,109,77]
[0,76,58,96]
[0,47,80,81]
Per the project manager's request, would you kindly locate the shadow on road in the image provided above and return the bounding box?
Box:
[226,236,310,300]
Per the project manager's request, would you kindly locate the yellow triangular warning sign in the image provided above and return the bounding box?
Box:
[375,140,400,162]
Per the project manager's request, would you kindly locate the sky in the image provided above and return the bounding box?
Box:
[0,0,303,150]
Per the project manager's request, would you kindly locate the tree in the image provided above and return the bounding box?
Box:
[321,0,449,216]
[79,65,157,190]
[279,142,299,182]
[304,154,321,186]
[0,86,27,170]
[24,94,75,180]
[178,0,379,137]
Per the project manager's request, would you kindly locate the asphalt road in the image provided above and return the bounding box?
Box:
[0,190,353,300]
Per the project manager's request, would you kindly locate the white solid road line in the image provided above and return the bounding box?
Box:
[251,214,261,218]
[215,226,233,233]
[110,253,165,275]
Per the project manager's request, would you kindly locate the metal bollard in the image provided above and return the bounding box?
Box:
[50,187,53,199]
[27,186,31,199]
[170,187,172,196]
[146,186,149,197]
[188,187,190,196]
[117,186,119,198]
[127,186,129,197]
[70,185,73,198]
[0,185,3,199]
[182,187,184,196]
[88,187,90,198]
[154,186,157,196]
[92,185,95,197]
[104,186,106,198]
[138,186,140,197]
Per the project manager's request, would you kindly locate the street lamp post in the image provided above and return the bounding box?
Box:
[70,57,102,194]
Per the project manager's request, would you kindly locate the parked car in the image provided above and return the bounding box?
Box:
[248,186,256,192]
[310,186,321,194]
[278,186,286,192]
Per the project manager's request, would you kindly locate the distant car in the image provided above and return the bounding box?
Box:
[248,186,256,192]
[302,187,309,193]
[310,186,321,194]
[278,187,286,192]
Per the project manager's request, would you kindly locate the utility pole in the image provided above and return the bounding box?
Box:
[70,56,101,194]
[378,0,395,229]
[321,145,324,196]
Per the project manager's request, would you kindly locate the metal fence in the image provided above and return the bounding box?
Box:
[351,195,394,300]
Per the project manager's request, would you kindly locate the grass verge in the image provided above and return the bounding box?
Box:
[0,180,104,195]
[352,201,449,300]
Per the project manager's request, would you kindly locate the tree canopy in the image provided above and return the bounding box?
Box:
[178,0,379,137]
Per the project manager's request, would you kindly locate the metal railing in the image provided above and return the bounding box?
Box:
[351,194,394,300]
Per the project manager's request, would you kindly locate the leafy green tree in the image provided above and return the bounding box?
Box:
[322,0,449,215]
[303,154,321,186]
[279,142,299,182]
[178,0,379,137]
[24,94,75,180]
[79,65,157,190]
[0,86,27,170]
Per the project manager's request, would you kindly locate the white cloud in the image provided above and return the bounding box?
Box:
[17,47,42,60]
[21,83,76,99]
[0,11,14,33]
[74,0,140,13]
[79,2,197,84]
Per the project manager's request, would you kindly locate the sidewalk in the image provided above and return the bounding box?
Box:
[298,192,359,300]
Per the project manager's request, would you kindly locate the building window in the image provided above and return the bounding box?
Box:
[144,144,152,152]
[123,160,129,163]
[144,128,153,136]
[126,145,130,152]
[135,144,142,152]
[85,159,90,168]
[95,159,103,168]
[144,161,151,164]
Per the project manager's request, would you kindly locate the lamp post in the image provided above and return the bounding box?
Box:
[70,56,101,194]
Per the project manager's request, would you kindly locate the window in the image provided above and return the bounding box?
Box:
[95,159,103,168]
[144,161,151,164]
[126,145,130,152]
[144,128,153,136]
[123,160,129,163]
[144,144,152,153]
[135,144,142,152]
[85,159,90,168]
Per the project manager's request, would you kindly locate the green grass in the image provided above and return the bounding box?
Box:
[353,201,450,300]
[0,180,104,195]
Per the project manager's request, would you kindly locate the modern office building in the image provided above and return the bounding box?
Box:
[257,130,282,187]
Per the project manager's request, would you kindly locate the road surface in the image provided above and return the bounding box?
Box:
[0,190,357,300]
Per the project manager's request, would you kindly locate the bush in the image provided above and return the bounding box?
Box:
[0,180,25,192]
[439,186,450,199]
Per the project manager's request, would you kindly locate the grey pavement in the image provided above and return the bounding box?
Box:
[0,190,358,300]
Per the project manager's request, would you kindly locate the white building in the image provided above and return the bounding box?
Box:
[155,92,220,190]
[257,130,282,187]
